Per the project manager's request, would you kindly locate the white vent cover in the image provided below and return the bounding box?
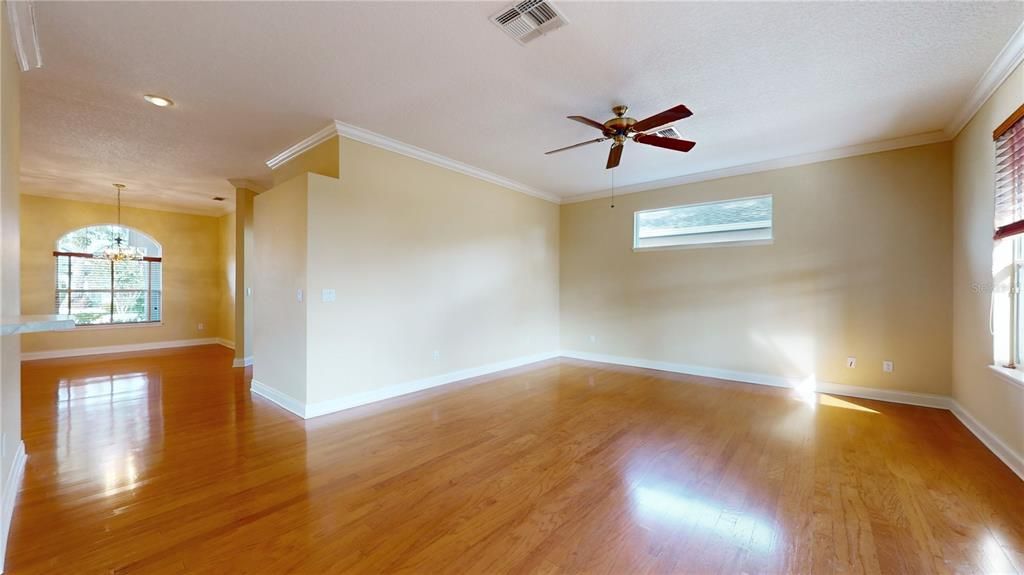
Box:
[654,126,682,139]
[491,0,568,45]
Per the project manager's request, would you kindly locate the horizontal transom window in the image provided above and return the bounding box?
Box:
[634,195,773,249]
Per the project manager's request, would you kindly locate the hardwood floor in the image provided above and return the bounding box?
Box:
[8,345,1024,574]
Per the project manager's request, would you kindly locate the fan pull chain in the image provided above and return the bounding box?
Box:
[610,168,615,209]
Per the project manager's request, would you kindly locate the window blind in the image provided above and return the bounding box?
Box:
[994,105,1024,240]
[54,251,162,325]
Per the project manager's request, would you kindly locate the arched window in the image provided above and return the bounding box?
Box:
[54,225,163,326]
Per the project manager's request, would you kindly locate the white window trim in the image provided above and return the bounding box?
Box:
[633,194,773,251]
[988,364,1024,391]
[70,321,164,332]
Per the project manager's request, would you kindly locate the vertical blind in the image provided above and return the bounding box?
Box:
[994,105,1024,240]
[54,251,162,325]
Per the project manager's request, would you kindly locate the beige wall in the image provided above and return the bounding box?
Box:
[218,212,236,345]
[561,142,953,396]
[20,195,225,352]
[253,173,309,403]
[1,0,22,498]
[303,137,560,405]
[952,63,1024,459]
[253,136,560,409]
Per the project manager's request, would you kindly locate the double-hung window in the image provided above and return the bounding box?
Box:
[993,104,1024,368]
[54,225,163,326]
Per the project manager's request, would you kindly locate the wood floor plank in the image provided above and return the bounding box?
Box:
[6,346,1024,574]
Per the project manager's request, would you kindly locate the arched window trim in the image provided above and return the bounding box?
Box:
[54,223,163,259]
[54,225,164,327]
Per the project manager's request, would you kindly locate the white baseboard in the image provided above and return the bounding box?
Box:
[217,339,235,350]
[232,356,253,368]
[21,338,222,361]
[950,400,1024,481]
[560,350,951,409]
[1,441,27,574]
[250,379,306,418]
[251,351,560,420]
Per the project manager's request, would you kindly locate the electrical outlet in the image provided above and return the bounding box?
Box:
[589,334,598,344]
[846,356,857,368]
[197,323,205,331]
[432,350,440,361]
[296,289,303,302]
[321,288,336,302]
[883,360,894,373]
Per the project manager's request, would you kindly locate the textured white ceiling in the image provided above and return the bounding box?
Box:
[20,1,1024,215]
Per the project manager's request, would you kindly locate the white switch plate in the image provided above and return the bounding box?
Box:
[883,360,894,373]
[321,288,336,302]
[296,289,303,302]
[846,356,857,368]
[246,287,253,296]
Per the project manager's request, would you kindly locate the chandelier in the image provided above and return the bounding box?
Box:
[97,184,144,262]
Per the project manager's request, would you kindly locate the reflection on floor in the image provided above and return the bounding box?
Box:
[9,345,1024,573]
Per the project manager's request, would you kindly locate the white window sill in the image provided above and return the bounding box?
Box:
[633,239,774,252]
[987,364,1024,390]
[70,322,163,331]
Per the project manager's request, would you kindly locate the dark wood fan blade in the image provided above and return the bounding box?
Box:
[606,143,623,169]
[635,134,696,152]
[544,137,608,155]
[568,116,610,132]
[632,105,693,133]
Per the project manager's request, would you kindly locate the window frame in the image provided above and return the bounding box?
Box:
[53,240,163,328]
[632,194,774,251]
[992,102,1024,376]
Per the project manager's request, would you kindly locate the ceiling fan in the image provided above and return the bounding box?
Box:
[545,104,695,169]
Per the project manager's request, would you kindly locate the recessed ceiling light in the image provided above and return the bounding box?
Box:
[143,94,174,107]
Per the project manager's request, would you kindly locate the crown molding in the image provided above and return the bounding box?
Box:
[265,121,560,204]
[561,130,950,205]
[945,19,1024,138]
[264,124,339,171]
[7,1,43,72]
[268,125,952,208]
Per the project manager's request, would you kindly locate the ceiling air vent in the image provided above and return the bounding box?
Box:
[491,0,568,45]
[654,126,682,139]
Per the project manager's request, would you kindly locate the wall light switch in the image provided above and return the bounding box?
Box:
[846,356,857,368]
[321,288,336,303]
[296,289,303,302]
[246,287,253,296]
[883,360,894,373]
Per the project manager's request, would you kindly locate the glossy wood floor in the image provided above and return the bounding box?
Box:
[9,346,1024,574]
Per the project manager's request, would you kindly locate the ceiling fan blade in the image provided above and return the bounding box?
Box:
[544,137,608,155]
[606,143,623,169]
[635,134,696,152]
[568,115,610,132]
[632,104,693,133]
